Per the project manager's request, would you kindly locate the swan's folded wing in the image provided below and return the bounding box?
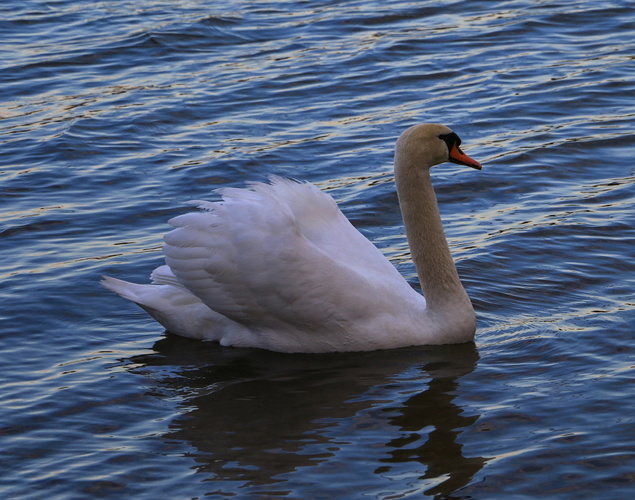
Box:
[162,178,422,334]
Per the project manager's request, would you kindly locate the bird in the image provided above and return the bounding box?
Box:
[102,123,482,353]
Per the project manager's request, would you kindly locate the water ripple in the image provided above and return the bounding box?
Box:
[1,0,635,498]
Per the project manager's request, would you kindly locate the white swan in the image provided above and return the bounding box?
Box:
[102,123,482,353]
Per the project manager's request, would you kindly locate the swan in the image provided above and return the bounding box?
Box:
[102,123,482,353]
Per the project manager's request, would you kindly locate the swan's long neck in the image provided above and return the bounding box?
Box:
[394,155,470,312]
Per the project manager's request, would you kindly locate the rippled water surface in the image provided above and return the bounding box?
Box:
[2,0,635,498]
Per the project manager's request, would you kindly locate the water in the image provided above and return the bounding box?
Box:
[1,0,634,498]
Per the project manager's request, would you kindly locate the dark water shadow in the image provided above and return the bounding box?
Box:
[128,336,486,497]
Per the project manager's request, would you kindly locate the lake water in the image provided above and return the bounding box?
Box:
[2,0,634,498]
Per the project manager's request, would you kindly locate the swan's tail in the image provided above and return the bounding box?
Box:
[101,274,238,342]
[101,275,145,303]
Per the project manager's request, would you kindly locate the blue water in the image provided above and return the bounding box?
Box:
[2,0,635,498]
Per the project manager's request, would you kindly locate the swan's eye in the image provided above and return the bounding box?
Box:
[439,132,461,151]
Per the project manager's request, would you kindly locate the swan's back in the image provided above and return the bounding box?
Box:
[158,177,425,351]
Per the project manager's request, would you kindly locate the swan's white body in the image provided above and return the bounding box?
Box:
[102,123,481,353]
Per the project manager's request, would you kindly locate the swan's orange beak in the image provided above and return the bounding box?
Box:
[449,143,482,170]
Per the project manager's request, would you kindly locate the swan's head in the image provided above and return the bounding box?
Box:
[396,123,482,170]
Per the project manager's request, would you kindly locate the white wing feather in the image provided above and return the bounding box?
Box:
[103,178,428,352]
[160,177,424,350]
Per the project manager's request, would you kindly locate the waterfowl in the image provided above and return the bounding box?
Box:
[102,123,482,352]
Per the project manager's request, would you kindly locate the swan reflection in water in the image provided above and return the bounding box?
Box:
[128,337,486,496]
